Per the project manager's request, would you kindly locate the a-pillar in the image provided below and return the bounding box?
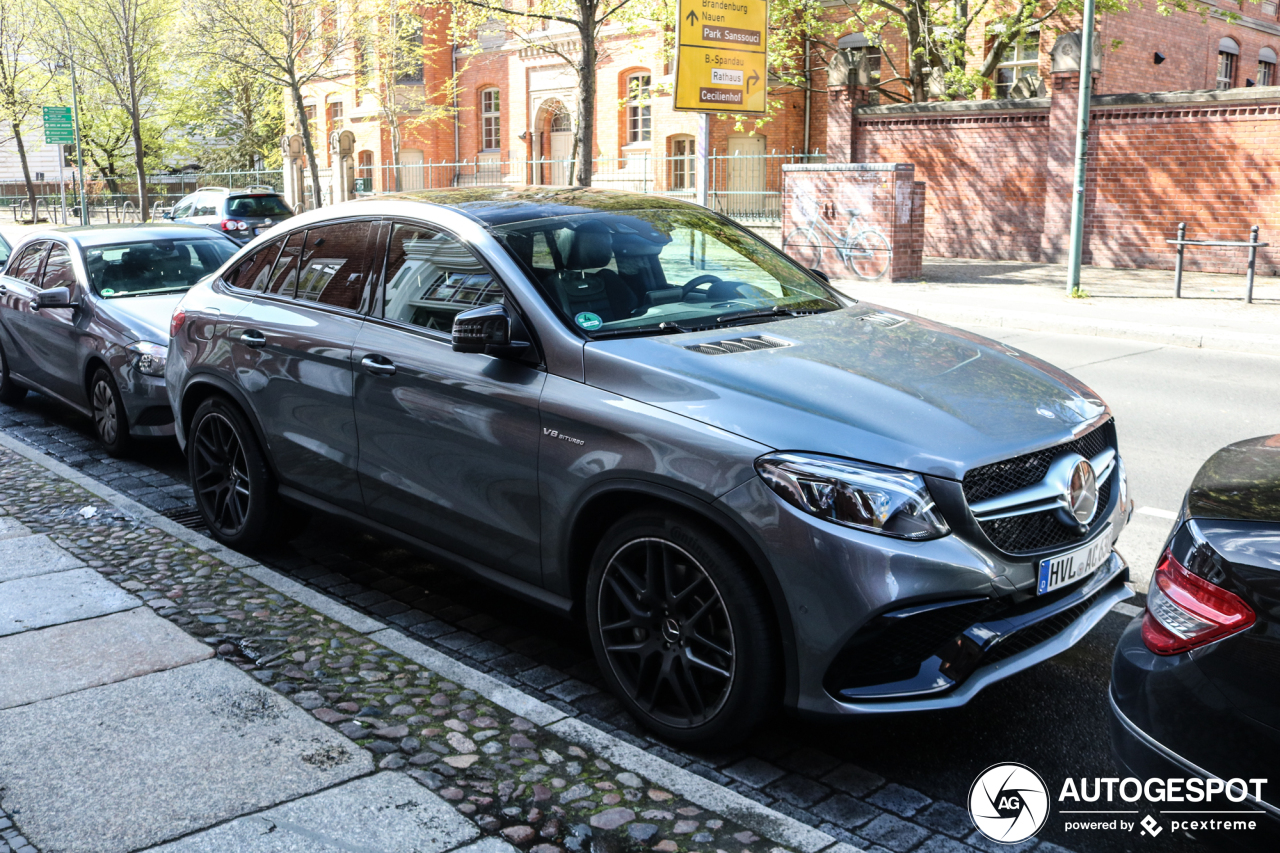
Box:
[1040,69,1099,264]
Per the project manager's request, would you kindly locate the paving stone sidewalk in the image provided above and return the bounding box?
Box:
[0,441,850,853]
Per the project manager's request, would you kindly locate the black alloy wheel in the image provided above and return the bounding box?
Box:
[90,368,129,455]
[587,512,777,746]
[189,397,274,548]
[0,342,26,405]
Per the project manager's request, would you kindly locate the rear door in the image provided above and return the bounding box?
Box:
[223,218,377,512]
[0,241,50,380]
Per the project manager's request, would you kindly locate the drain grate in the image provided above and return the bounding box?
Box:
[160,506,209,533]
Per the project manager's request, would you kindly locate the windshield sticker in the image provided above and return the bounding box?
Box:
[575,312,602,331]
[101,288,115,295]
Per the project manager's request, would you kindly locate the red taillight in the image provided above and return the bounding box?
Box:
[170,309,186,338]
[221,219,248,232]
[1142,549,1255,655]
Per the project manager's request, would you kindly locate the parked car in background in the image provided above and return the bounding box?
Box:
[1111,434,1280,849]
[168,187,1133,746]
[164,187,295,246]
[0,232,11,271]
[0,225,237,454]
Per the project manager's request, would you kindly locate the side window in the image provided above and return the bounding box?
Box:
[264,231,306,298]
[40,244,76,291]
[172,196,195,219]
[224,237,283,291]
[295,220,374,311]
[6,242,48,285]
[192,194,217,217]
[382,223,503,333]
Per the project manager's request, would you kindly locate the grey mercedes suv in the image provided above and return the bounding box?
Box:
[167,188,1134,745]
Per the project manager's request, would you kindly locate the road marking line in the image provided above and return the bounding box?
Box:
[1137,506,1178,520]
[1112,602,1144,617]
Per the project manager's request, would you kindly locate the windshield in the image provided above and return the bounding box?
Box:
[87,238,237,298]
[226,195,292,218]
[493,209,848,337]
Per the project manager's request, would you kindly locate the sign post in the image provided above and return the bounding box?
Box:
[674,0,768,209]
[43,106,75,225]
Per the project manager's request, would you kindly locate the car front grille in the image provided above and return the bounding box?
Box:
[963,420,1116,555]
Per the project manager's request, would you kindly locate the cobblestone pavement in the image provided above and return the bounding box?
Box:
[0,397,1196,853]
[0,443,821,853]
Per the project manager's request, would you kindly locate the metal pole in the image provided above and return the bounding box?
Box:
[1246,224,1258,304]
[1066,4,1097,295]
[57,144,66,224]
[695,112,709,209]
[1174,222,1185,298]
[42,1,88,224]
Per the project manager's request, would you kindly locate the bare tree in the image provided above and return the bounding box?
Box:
[0,0,55,222]
[63,0,170,220]
[190,0,358,206]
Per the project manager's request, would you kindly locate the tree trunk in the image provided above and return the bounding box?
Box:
[573,25,596,187]
[129,111,148,222]
[906,4,926,103]
[13,121,39,223]
[292,82,324,207]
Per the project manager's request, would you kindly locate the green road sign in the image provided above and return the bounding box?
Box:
[43,106,75,145]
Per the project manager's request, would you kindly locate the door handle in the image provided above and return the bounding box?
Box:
[360,354,397,376]
[0,283,7,294]
[239,330,267,348]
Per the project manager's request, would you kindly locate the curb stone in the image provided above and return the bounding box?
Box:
[0,431,854,853]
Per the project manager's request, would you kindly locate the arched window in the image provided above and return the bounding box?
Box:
[1259,47,1277,86]
[1218,37,1240,89]
[326,97,344,130]
[481,89,501,151]
[669,135,695,190]
[626,73,651,144]
[551,108,572,132]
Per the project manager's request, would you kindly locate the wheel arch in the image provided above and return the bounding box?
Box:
[179,374,280,480]
[563,479,800,707]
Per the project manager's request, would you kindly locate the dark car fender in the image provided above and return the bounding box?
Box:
[176,372,282,480]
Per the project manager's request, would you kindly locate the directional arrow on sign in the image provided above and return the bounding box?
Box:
[685,9,698,25]
[746,68,760,94]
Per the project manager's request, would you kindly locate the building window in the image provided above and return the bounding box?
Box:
[327,99,343,130]
[1259,47,1277,85]
[626,73,651,144]
[1218,37,1239,89]
[670,136,695,190]
[550,108,571,132]
[302,104,316,129]
[1264,0,1278,17]
[995,31,1040,98]
[481,89,500,151]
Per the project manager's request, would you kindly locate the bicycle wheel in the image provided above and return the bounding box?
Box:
[846,229,892,280]
[783,227,823,269]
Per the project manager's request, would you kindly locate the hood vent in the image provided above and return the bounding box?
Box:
[685,335,792,356]
[860,312,909,329]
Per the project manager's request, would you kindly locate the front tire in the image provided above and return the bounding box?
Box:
[586,511,778,747]
[0,342,26,405]
[90,368,130,455]
[188,396,275,549]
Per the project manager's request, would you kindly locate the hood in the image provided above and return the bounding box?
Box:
[582,306,1109,480]
[1187,434,1280,523]
[97,292,184,343]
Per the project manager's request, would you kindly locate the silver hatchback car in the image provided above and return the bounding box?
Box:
[167,188,1134,745]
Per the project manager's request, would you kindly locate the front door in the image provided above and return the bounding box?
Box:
[0,241,50,382]
[352,222,545,584]
[725,134,766,218]
[20,242,82,402]
[549,132,573,186]
[399,149,425,191]
[223,218,377,512]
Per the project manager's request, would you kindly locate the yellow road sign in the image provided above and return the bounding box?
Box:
[673,0,768,115]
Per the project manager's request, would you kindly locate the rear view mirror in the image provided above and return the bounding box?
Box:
[33,286,75,309]
[451,303,530,357]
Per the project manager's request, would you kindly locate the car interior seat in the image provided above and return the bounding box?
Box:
[545,222,638,322]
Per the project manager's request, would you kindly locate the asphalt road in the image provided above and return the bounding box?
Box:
[4,326,1277,853]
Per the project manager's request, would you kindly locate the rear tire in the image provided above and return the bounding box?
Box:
[188,396,276,549]
[586,510,778,748]
[0,342,27,405]
[90,368,130,456]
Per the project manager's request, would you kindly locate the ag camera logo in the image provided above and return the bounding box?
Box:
[969,763,1050,844]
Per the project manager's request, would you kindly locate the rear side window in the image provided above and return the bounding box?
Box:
[6,242,47,284]
[382,223,502,332]
[264,231,305,297]
[41,244,76,290]
[295,220,374,312]
[225,238,283,291]
[192,195,219,217]
[171,196,195,219]
[226,195,292,218]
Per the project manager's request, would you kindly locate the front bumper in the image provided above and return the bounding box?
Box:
[116,361,175,437]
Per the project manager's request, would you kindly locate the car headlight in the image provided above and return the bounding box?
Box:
[755,452,951,540]
[126,341,166,377]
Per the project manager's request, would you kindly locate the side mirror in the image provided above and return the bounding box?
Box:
[33,286,75,310]
[451,303,530,357]
[809,268,830,283]
[161,211,173,220]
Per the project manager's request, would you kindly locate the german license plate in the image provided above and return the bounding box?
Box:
[1037,527,1112,595]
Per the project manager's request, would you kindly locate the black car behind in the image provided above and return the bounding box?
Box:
[1110,433,1280,849]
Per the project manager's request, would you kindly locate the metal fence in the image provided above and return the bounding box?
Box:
[357,150,824,223]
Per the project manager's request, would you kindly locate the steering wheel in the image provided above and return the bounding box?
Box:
[682,274,723,298]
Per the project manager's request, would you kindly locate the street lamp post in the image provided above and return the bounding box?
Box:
[1066,0,1097,295]
[41,0,89,224]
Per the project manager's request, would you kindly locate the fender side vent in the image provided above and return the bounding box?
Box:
[685,335,792,355]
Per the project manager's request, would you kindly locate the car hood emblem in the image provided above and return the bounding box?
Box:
[968,448,1118,531]
[1065,458,1098,525]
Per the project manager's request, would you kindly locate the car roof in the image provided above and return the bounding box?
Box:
[353,187,702,227]
[20,224,235,249]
